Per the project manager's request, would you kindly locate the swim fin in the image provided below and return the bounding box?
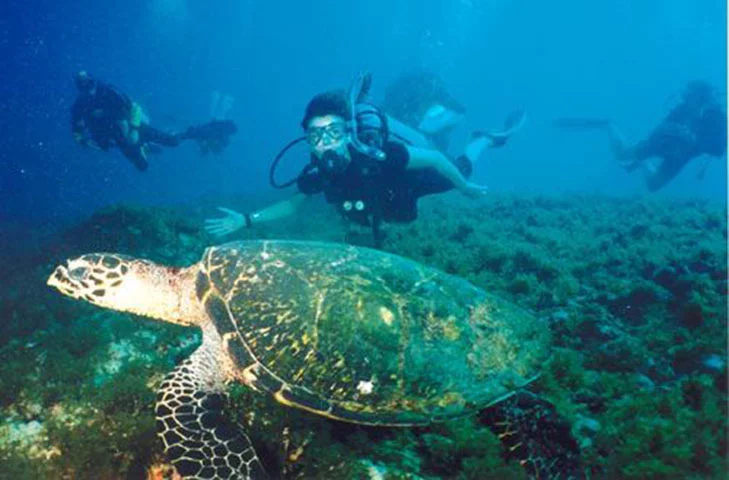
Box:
[472,109,527,148]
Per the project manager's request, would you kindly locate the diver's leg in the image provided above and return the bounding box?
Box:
[643,156,691,192]
[606,122,628,157]
[467,110,527,163]
[418,104,465,136]
[465,136,492,165]
[386,114,436,149]
[139,124,182,147]
[111,124,149,172]
[118,142,149,171]
[606,122,646,170]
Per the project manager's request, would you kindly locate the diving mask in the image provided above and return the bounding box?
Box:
[306,121,348,147]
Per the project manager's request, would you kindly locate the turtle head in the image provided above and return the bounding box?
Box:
[48,253,202,326]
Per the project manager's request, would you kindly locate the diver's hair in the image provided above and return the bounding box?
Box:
[301,90,351,130]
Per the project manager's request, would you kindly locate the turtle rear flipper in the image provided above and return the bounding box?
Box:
[156,343,267,479]
[479,390,583,480]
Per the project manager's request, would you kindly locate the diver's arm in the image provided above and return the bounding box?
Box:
[250,193,308,223]
[204,193,309,237]
[70,103,101,149]
[405,146,487,197]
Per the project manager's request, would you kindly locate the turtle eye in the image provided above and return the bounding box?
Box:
[70,267,89,281]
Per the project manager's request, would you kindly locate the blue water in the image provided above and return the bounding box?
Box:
[0,3,726,477]
[1,0,726,231]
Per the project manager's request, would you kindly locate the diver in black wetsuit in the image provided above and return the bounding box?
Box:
[555,80,727,192]
[205,73,524,247]
[71,71,238,171]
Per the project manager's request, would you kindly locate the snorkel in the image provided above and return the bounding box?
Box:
[348,73,386,161]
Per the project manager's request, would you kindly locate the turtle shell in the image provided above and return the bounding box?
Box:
[195,240,548,426]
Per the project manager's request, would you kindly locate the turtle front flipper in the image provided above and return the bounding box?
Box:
[156,341,267,479]
[479,390,583,480]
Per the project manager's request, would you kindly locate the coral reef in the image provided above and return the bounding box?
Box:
[0,193,726,478]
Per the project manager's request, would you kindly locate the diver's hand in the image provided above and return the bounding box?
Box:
[85,139,101,150]
[204,207,248,237]
[74,132,100,150]
[460,182,489,199]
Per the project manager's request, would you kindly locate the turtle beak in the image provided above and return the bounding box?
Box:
[48,264,69,289]
[47,261,86,299]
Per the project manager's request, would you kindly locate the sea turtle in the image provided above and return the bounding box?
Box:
[47,240,581,479]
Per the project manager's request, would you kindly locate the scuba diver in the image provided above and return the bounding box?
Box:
[554,80,727,192]
[205,73,525,247]
[71,71,238,171]
[381,70,525,163]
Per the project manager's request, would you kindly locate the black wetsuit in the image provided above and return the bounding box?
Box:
[71,82,181,171]
[296,141,472,226]
[632,94,727,191]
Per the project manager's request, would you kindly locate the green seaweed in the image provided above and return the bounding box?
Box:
[0,195,725,478]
